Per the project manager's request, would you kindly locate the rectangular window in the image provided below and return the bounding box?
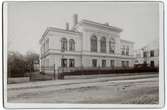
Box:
[47,59,49,67]
[121,46,125,55]
[102,60,106,68]
[150,50,154,57]
[126,61,129,68]
[126,49,129,56]
[92,59,97,67]
[143,61,147,66]
[69,59,75,67]
[150,61,155,67]
[122,51,124,55]
[121,61,125,68]
[110,60,115,68]
[143,52,147,57]
[46,38,49,50]
[61,58,67,67]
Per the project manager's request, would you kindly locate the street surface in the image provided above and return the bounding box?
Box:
[7,73,159,104]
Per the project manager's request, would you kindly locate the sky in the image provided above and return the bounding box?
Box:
[7,2,160,55]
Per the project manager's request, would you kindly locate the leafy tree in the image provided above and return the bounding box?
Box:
[25,51,39,72]
[8,51,26,77]
[7,51,39,78]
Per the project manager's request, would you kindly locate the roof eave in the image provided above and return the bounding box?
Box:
[39,27,49,44]
[81,19,123,33]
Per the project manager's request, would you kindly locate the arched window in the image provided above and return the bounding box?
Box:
[100,37,106,53]
[121,46,125,55]
[126,46,129,55]
[109,38,115,54]
[69,39,75,51]
[90,35,97,52]
[61,38,67,52]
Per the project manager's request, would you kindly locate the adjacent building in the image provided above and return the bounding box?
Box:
[39,14,135,74]
[134,38,159,68]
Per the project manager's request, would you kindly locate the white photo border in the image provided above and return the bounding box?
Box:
[2,1,165,109]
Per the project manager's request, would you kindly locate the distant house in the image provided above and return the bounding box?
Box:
[33,59,40,71]
[39,14,135,74]
[134,39,159,68]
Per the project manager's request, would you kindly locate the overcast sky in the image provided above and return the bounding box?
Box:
[7,2,160,54]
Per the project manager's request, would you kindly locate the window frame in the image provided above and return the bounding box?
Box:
[92,59,97,68]
[61,58,67,67]
[100,37,106,53]
[69,59,75,67]
[102,59,106,68]
[90,35,98,52]
[110,60,115,68]
[61,38,68,52]
[109,38,115,54]
[69,39,75,51]
[150,50,154,57]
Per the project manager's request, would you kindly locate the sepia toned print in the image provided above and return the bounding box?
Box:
[4,1,164,109]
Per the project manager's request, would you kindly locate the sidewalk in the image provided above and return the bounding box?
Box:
[7,73,158,90]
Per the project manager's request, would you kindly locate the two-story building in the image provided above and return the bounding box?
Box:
[39,14,135,74]
[134,39,159,67]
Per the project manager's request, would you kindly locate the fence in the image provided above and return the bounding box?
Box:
[40,65,159,80]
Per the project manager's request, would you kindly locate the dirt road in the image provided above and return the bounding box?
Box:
[7,73,159,104]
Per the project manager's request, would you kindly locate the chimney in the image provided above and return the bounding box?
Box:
[66,22,69,30]
[73,14,78,26]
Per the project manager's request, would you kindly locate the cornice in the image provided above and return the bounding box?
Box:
[39,27,82,44]
[75,19,122,33]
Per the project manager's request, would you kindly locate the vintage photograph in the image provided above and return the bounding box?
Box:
[3,1,164,109]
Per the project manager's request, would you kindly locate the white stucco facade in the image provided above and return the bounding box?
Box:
[134,38,159,67]
[39,15,135,74]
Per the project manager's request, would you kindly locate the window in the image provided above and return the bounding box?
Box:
[135,60,138,63]
[102,60,106,68]
[69,59,75,67]
[143,61,147,66]
[90,35,97,52]
[150,61,154,67]
[110,60,115,68]
[126,61,129,68]
[143,52,147,57]
[46,38,49,50]
[61,38,67,52]
[109,38,115,54]
[100,37,106,53]
[122,61,129,68]
[150,50,154,57]
[46,59,49,67]
[61,58,67,67]
[41,44,45,55]
[92,59,97,67]
[121,61,125,68]
[121,46,125,55]
[126,46,129,56]
[43,43,45,53]
[69,39,75,51]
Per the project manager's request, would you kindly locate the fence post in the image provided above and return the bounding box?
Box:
[53,64,56,80]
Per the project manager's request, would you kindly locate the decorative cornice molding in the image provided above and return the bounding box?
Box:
[75,19,122,33]
[48,27,82,35]
[39,27,82,44]
[41,48,135,59]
